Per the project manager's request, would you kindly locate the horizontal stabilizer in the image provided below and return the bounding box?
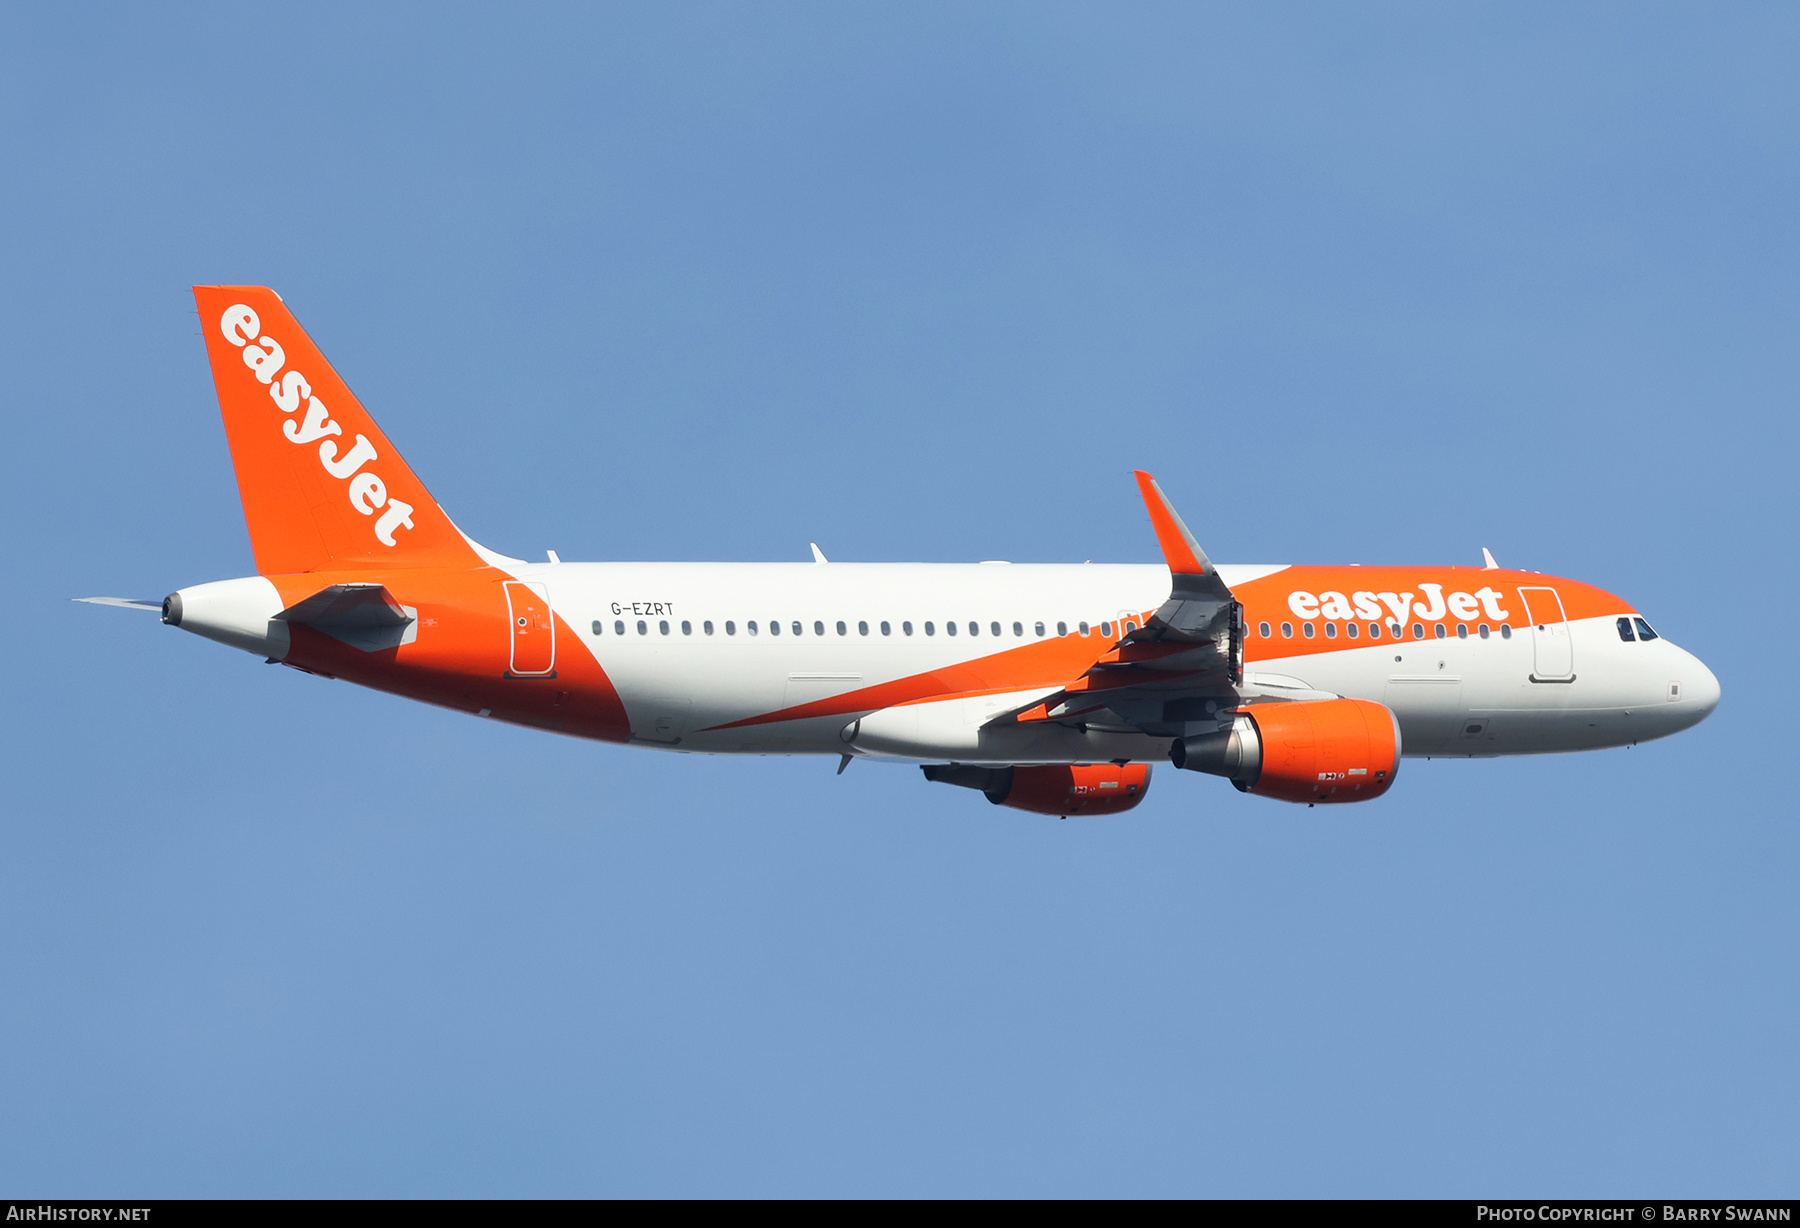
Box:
[275,583,416,652]
[74,597,163,611]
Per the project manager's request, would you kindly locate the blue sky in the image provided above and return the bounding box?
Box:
[1,2,1794,1196]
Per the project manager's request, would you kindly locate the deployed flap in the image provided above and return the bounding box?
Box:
[275,583,416,652]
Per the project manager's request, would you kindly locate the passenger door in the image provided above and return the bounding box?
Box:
[504,581,556,676]
[1517,586,1574,681]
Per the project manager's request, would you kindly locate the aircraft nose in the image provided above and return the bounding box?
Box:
[1688,654,1721,720]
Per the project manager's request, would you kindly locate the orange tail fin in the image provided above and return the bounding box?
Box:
[194,285,483,575]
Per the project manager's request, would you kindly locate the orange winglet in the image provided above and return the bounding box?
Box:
[1015,702,1053,723]
[1133,470,1205,576]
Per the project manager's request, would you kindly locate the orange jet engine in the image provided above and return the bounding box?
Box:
[921,763,1153,816]
[1170,697,1400,804]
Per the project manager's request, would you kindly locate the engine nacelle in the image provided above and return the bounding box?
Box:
[922,763,1153,816]
[1170,697,1399,804]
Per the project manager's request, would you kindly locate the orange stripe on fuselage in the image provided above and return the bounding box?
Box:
[702,620,1142,731]
[267,567,631,743]
[1235,566,1634,661]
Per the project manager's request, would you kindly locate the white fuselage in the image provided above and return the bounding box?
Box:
[493,560,1719,761]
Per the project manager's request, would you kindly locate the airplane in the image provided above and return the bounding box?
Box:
[79,285,1722,816]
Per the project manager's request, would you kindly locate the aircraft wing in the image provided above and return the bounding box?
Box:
[987,471,1257,737]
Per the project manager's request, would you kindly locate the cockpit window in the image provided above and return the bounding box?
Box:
[1634,617,1659,641]
[1617,616,1637,642]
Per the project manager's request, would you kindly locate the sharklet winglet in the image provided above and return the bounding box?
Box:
[1133,471,1210,576]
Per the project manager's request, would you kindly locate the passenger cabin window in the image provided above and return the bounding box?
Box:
[878,621,889,636]
[1456,624,1467,639]
[614,620,625,636]
[769,621,780,636]
[1078,622,1090,636]
[1434,624,1446,639]
[1346,623,1358,639]
[993,621,1004,637]
[1634,617,1659,641]
[967,622,977,636]
[1369,623,1381,638]
[637,620,648,635]
[1478,624,1489,638]
[794,621,805,636]
[1281,622,1293,638]
[904,621,914,635]
[659,620,670,635]
[1259,621,1271,638]
[1412,623,1424,639]
[1057,621,1068,636]
[1500,624,1512,639]
[1303,623,1315,638]
[811,621,822,636]
[703,620,714,635]
[925,622,935,636]
[1012,621,1023,636]
[947,621,958,636]
[726,621,736,635]
[1100,621,1113,638]
[681,620,692,635]
[857,621,868,635]
[836,621,847,636]
[592,621,603,636]
[1035,622,1045,637]
[1324,623,1337,638]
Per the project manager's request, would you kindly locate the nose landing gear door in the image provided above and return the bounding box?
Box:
[505,581,556,677]
[1518,586,1574,682]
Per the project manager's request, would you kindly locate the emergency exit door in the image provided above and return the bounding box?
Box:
[505,581,556,676]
